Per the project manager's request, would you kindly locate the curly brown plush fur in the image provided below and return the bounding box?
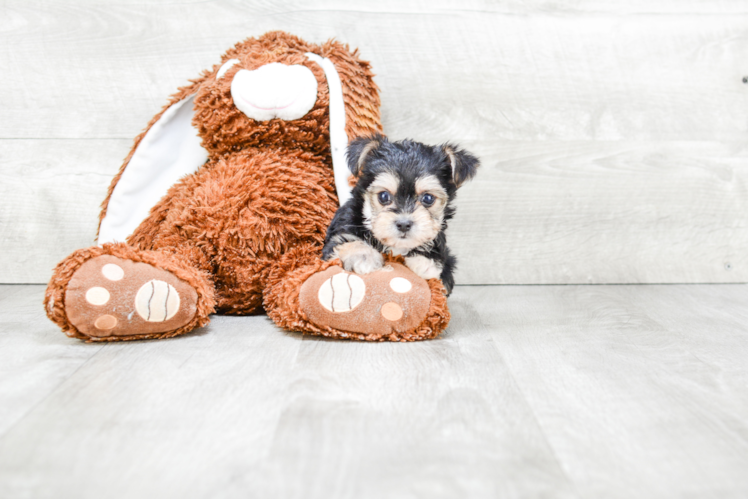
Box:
[45,31,450,342]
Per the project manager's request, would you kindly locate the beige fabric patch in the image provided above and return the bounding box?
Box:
[101,263,124,281]
[135,280,180,322]
[94,315,118,330]
[389,277,412,293]
[85,287,110,305]
[318,272,366,312]
[381,302,403,321]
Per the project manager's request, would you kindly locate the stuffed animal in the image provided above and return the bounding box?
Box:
[44,31,450,342]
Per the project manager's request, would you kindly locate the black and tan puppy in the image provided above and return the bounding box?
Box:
[322,134,479,295]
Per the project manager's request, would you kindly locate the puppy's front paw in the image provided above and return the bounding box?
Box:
[345,252,384,274]
[336,241,384,274]
[405,255,443,280]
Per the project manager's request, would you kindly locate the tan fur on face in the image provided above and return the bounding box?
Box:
[364,173,445,252]
[362,172,399,231]
[415,175,448,215]
[367,172,399,198]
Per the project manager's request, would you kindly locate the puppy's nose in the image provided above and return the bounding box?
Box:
[395,220,413,233]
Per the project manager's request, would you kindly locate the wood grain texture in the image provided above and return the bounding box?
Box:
[0,286,104,440]
[1,283,748,497]
[450,140,748,284]
[0,139,130,282]
[2,1,748,140]
[1,139,745,284]
[470,284,748,496]
[1,0,747,284]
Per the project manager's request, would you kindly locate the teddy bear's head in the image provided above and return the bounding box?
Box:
[194,31,381,158]
[193,32,330,156]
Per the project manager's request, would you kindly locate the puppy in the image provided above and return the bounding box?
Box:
[322,134,479,295]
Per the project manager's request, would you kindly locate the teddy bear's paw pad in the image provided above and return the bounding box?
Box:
[299,262,431,337]
[64,255,198,338]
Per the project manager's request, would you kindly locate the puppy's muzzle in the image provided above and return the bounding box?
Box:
[395,218,413,235]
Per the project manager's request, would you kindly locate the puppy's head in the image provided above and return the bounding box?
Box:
[347,134,479,252]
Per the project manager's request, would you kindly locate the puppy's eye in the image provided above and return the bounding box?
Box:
[421,193,436,207]
[378,191,392,205]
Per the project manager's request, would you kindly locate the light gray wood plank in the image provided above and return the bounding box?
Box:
[0,139,129,282]
[228,334,573,497]
[0,286,103,439]
[450,140,748,284]
[0,286,304,498]
[464,284,748,497]
[2,139,745,285]
[0,286,574,498]
[1,1,747,141]
[2,284,748,497]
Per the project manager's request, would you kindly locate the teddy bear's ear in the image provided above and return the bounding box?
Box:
[442,144,480,188]
[97,91,209,244]
[307,42,382,206]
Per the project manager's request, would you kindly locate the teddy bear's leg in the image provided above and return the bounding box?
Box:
[263,245,450,341]
[45,243,215,341]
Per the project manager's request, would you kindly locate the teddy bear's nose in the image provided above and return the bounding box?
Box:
[230,62,318,122]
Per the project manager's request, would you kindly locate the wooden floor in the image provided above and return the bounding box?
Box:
[1,284,748,498]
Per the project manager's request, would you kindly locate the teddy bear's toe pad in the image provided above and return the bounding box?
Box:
[64,256,198,338]
[299,263,431,337]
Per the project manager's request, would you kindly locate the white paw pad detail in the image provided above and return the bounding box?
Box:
[85,287,110,305]
[318,273,365,313]
[389,277,412,293]
[101,263,124,281]
[135,280,180,322]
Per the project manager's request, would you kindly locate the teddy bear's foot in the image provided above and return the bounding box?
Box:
[63,255,199,340]
[299,262,437,340]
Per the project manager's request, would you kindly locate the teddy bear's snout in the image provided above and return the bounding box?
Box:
[230,62,318,122]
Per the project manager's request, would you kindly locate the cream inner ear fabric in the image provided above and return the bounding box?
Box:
[216,59,240,80]
[305,52,351,206]
[98,94,208,244]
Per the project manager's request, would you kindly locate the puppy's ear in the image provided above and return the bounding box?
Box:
[347,134,385,176]
[443,144,480,188]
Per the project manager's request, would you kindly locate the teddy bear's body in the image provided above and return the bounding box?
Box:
[130,146,337,315]
[45,32,450,342]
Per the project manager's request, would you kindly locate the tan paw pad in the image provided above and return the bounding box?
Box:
[64,255,198,338]
[300,262,431,337]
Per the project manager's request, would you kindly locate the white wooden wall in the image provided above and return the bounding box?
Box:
[1,0,747,284]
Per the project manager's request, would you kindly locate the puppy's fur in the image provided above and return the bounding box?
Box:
[322,134,479,295]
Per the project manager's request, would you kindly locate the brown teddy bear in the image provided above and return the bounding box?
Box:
[44,31,449,342]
